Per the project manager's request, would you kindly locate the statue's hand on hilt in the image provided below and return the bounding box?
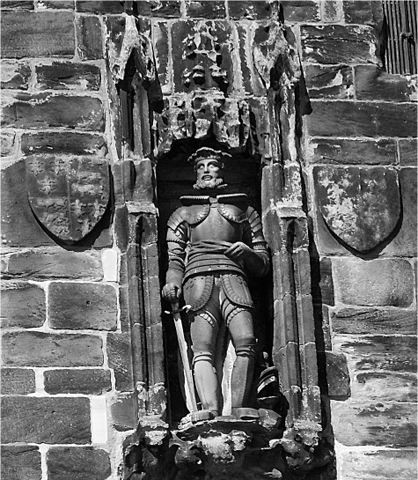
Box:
[162,283,182,303]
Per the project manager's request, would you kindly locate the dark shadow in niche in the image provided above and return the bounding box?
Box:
[155,138,275,425]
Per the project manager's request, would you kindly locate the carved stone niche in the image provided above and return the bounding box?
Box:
[106,3,335,479]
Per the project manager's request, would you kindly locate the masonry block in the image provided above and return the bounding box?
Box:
[110,393,136,431]
[334,335,417,373]
[325,351,350,399]
[152,21,171,94]
[352,371,417,403]
[354,65,416,102]
[1,60,31,89]
[2,331,103,367]
[1,282,45,328]
[1,132,16,157]
[1,396,91,444]
[281,0,320,23]
[1,368,36,395]
[307,101,417,138]
[186,1,226,18]
[301,25,377,64]
[44,369,112,395]
[332,258,415,307]
[136,0,181,17]
[336,449,417,480]
[107,333,134,392]
[47,447,111,480]
[229,1,274,20]
[36,62,101,91]
[21,132,107,156]
[304,65,353,99]
[332,308,417,335]
[399,139,417,166]
[4,250,103,280]
[309,138,397,165]
[2,94,105,131]
[1,446,41,480]
[343,0,374,25]
[76,16,103,60]
[1,1,34,9]
[76,0,124,13]
[1,11,74,58]
[41,1,74,8]
[49,282,117,330]
[331,400,417,447]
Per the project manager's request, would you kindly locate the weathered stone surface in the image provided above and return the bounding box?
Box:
[49,282,117,330]
[76,0,123,13]
[399,139,417,166]
[1,368,36,395]
[2,332,103,367]
[314,167,401,252]
[2,94,105,131]
[110,393,136,431]
[332,308,417,335]
[301,25,377,64]
[310,138,397,165]
[336,448,417,480]
[1,282,45,328]
[1,131,16,157]
[304,65,353,99]
[307,101,417,138]
[1,12,74,58]
[1,1,34,9]
[352,371,417,403]
[36,62,100,91]
[281,0,320,23]
[136,0,181,17]
[40,1,75,9]
[332,258,415,307]
[325,351,350,399]
[186,1,226,18]
[44,369,111,395]
[1,446,41,480]
[355,65,416,102]
[1,60,31,89]
[4,250,103,280]
[229,0,274,19]
[331,400,417,447]
[47,447,111,480]
[343,0,374,24]
[334,335,417,373]
[1,397,91,444]
[107,333,134,392]
[319,257,334,306]
[383,168,417,257]
[152,21,170,94]
[76,16,103,60]
[320,0,342,22]
[22,132,107,156]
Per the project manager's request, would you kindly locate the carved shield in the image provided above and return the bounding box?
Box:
[314,167,401,253]
[26,156,110,242]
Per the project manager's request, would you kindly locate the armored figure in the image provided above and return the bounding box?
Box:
[162,148,270,420]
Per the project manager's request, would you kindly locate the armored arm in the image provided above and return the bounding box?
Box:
[162,209,189,301]
[242,207,270,277]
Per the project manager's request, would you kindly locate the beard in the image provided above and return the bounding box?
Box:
[193,178,227,190]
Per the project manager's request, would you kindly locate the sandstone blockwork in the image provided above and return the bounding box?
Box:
[1,1,416,480]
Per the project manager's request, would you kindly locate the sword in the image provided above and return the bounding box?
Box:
[165,301,198,412]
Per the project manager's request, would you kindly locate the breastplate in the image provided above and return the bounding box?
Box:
[191,205,242,243]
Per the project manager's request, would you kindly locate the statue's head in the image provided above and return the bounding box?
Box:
[188,148,231,190]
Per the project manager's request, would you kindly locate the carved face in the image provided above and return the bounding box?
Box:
[195,158,224,190]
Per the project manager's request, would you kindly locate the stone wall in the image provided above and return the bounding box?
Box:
[1,1,416,480]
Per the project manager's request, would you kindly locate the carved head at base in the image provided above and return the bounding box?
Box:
[188,147,231,190]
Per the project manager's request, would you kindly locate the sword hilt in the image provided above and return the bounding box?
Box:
[164,304,191,315]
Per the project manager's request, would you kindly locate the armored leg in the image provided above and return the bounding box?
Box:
[228,311,256,410]
[190,311,220,416]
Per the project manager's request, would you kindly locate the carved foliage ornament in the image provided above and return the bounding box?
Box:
[26,156,110,242]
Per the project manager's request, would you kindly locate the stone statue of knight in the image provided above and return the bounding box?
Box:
[162,148,270,421]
